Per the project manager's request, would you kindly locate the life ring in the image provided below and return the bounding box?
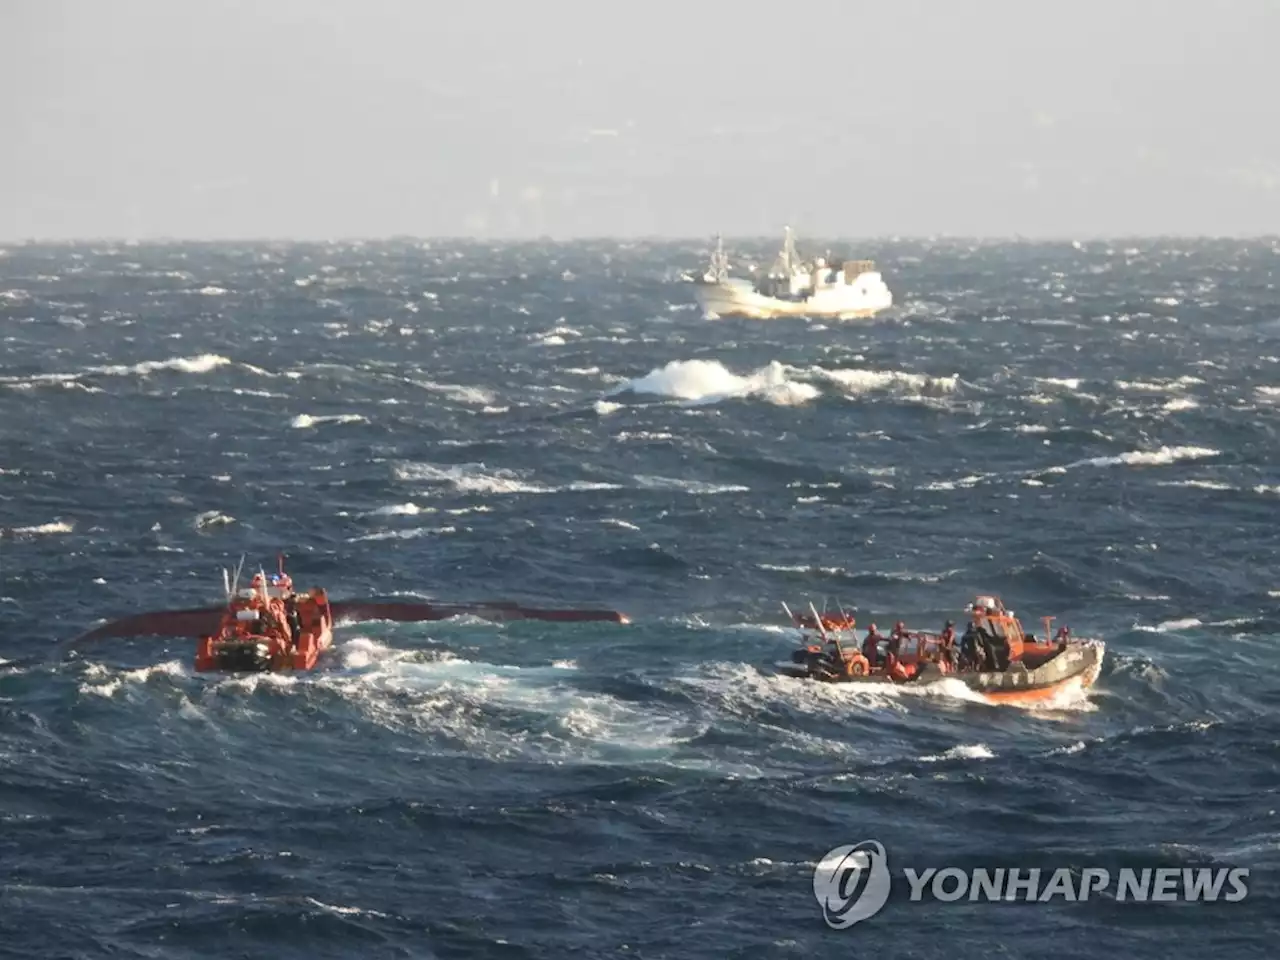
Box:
[846,654,869,677]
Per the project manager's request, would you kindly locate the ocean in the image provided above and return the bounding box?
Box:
[1,237,1277,957]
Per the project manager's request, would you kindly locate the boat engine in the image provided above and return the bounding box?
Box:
[788,645,837,679]
[211,639,273,672]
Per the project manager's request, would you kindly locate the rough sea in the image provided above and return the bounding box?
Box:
[1,237,1278,958]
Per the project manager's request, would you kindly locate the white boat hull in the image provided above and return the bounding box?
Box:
[693,276,893,320]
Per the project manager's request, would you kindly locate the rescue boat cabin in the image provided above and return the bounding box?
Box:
[963,595,1071,669]
[214,567,305,637]
[967,595,1025,662]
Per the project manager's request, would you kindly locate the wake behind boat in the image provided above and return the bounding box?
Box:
[693,227,893,320]
[774,595,1104,705]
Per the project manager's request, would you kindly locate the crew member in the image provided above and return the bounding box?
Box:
[285,596,302,646]
[939,620,957,670]
[960,621,981,670]
[979,626,1000,670]
[861,623,882,667]
[886,621,907,667]
[990,630,1010,670]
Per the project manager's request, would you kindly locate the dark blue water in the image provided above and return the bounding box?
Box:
[2,238,1278,958]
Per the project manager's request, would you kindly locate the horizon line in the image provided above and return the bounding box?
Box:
[4,231,1280,246]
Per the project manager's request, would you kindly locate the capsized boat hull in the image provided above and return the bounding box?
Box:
[776,639,1105,705]
[60,575,630,677]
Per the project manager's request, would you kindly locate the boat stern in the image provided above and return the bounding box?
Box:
[195,635,276,673]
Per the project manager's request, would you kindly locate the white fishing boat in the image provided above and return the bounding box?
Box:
[692,227,893,320]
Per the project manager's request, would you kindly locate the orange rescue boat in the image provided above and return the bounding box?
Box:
[193,565,333,672]
[776,595,1104,705]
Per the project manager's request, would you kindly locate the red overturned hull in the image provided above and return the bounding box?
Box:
[72,600,628,645]
[329,601,630,625]
[64,596,629,673]
[11,554,624,677]
[72,607,225,644]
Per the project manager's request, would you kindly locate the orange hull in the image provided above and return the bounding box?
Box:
[288,621,333,671]
[194,586,334,673]
[974,652,1103,704]
[777,640,1104,704]
[194,622,333,672]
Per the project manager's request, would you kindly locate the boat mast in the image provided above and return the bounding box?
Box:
[705,234,729,282]
[229,554,245,597]
[770,225,799,278]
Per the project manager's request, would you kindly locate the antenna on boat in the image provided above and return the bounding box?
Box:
[222,566,231,601]
[809,599,844,661]
[278,552,286,576]
[808,601,830,643]
[229,554,246,597]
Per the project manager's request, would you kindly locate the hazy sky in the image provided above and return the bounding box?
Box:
[4,0,1278,240]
